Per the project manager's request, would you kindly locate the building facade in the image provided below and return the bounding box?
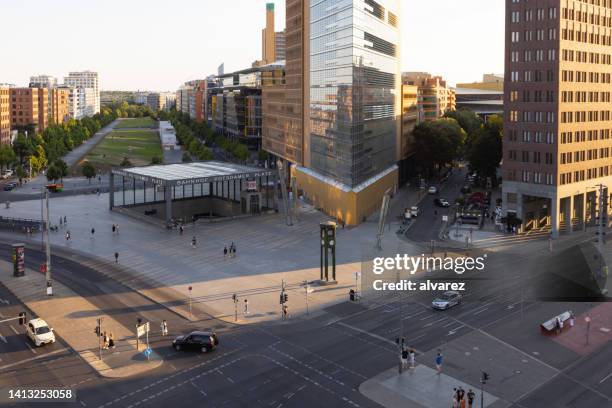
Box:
[67,87,82,119]
[0,87,10,145]
[399,84,419,184]
[64,71,100,114]
[262,3,277,64]
[50,88,70,124]
[403,72,456,122]
[293,0,401,225]
[502,0,612,237]
[275,29,286,61]
[10,88,42,131]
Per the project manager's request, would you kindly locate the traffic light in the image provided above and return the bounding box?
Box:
[283,293,288,303]
[232,293,237,302]
[18,312,26,325]
[279,293,284,304]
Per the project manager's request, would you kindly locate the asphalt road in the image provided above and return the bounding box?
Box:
[0,234,610,407]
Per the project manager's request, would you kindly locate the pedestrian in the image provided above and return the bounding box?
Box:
[59,217,63,226]
[179,225,184,235]
[569,312,575,327]
[102,332,109,349]
[66,231,71,241]
[114,252,119,263]
[64,215,67,224]
[230,242,235,258]
[282,304,288,319]
[115,224,119,234]
[458,387,465,403]
[108,332,115,349]
[401,347,408,369]
[98,175,101,183]
[460,396,466,408]
[243,299,249,316]
[435,350,443,375]
[96,188,100,196]
[232,243,237,257]
[467,389,475,408]
[91,227,95,239]
[191,236,197,248]
[452,391,458,408]
[161,320,168,336]
[223,246,228,259]
[112,224,116,234]
[409,347,416,369]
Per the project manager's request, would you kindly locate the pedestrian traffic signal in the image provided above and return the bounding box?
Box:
[18,312,26,325]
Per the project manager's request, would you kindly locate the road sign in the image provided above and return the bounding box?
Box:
[143,347,152,357]
[136,322,150,338]
[39,263,46,274]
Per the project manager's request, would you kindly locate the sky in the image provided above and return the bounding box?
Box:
[1,0,504,91]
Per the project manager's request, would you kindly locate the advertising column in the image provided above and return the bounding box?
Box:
[12,243,25,277]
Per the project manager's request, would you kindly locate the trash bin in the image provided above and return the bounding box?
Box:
[349,289,355,301]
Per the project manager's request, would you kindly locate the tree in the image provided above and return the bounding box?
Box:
[412,118,466,177]
[444,109,483,136]
[181,152,192,162]
[12,133,31,165]
[46,165,61,182]
[15,165,26,186]
[120,157,132,167]
[150,156,162,165]
[81,161,96,183]
[54,159,68,181]
[466,115,503,186]
[0,144,16,171]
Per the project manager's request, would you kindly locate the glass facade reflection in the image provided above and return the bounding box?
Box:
[309,0,400,187]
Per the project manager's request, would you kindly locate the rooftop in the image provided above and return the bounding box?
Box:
[112,161,276,186]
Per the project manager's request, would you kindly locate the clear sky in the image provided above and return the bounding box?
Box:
[1,0,504,91]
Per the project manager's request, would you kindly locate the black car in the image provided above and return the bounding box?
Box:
[434,198,450,207]
[172,331,218,353]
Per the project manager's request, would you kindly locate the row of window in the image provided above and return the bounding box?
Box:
[506,169,555,185]
[561,91,612,103]
[511,7,557,23]
[562,49,612,64]
[509,90,555,103]
[560,166,611,185]
[560,129,612,143]
[508,110,556,123]
[509,70,555,82]
[512,0,612,6]
[561,28,612,46]
[562,7,612,27]
[510,29,557,43]
[560,110,612,123]
[510,49,556,62]
[561,70,612,83]
[507,150,554,164]
[560,147,611,164]
[507,130,555,144]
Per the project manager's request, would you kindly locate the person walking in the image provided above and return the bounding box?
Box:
[435,350,443,375]
[230,242,235,258]
[401,347,408,370]
[232,243,237,258]
[102,332,109,349]
[409,347,416,369]
[63,215,67,224]
[243,299,249,316]
[112,224,116,235]
[223,246,228,259]
[65,231,71,241]
[282,304,288,319]
[161,320,168,336]
[452,390,458,408]
[179,225,184,235]
[115,224,119,234]
[467,389,475,408]
[91,227,95,239]
[114,252,119,263]
[108,332,115,349]
[191,236,197,248]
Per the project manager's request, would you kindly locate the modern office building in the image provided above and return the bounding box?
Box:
[0,86,10,145]
[67,87,82,119]
[9,88,43,131]
[403,72,456,122]
[133,92,149,105]
[275,29,286,61]
[64,71,100,114]
[29,75,57,89]
[208,67,263,149]
[399,84,419,184]
[502,0,612,237]
[80,88,96,118]
[291,0,401,225]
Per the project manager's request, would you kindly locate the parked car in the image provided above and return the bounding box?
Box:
[409,206,420,217]
[2,170,13,179]
[428,186,438,194]
[434,198,450,207]
[3,183,16,191]
[172,330,219,353]
[26,318,55,346]
[432,291,462,310]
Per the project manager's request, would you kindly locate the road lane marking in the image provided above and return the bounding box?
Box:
[0,335,6,344]
[26,342,37,354]
[600,372,612,384]
[9,325,18,335]
[473,307,489,316]
[336,322,396,346]
[0,347,69,371]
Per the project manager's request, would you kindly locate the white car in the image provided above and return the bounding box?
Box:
[428,186,438,194]
[432,291,462,310]
[410,206,420,217]
[2,170,12,179]
[26,318,55,346]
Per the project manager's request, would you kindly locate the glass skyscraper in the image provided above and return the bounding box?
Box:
[309,0,400,187]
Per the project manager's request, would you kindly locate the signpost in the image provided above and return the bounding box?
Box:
[188,286,192,317]
[12,244,25,277]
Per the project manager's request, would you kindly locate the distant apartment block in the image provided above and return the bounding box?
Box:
[275,29,286,61]
[502,0,612,237]
[133,92,149,105]
[64,71,100,114]
[51,88,70,124]
[399,84,419,184]
[0,86,10,144]
[10,88,45,131]
[147,92,176,112]
[403,72,456,122]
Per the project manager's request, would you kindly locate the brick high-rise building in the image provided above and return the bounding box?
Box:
[50,88,70,124]
[503,0,612,237]
[0,86,10,145]
[10,88,47,132]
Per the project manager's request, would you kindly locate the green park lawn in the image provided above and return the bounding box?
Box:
[77,130,162,173]
[115,117,156,129]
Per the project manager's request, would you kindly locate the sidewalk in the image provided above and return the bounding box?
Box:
[0,259,162,378]
[360,365,500,408]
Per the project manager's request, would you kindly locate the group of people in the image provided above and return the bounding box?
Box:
[223,242,237,258]
[452,387,475,408]
[111,224,120,235]
[400,346,417,369]
[101,331,115,350]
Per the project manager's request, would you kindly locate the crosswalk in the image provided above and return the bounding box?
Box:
[469,228,551,249]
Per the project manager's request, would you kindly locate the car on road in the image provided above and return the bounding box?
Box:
[432,291,462,310]
[26,318,56,346]
[3,182,17,191]
[172,330,219,353]
[409,206,420,217]
[2,170,13,179]
[434,198,450,207]
[428,186,438,194]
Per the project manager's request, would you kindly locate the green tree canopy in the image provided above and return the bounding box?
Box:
[0,144,16,171]
[412,118,466,177]
[46,165,61,182]
[150,156,162,165]
[81,161,96,183]
[466,115,503,185]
